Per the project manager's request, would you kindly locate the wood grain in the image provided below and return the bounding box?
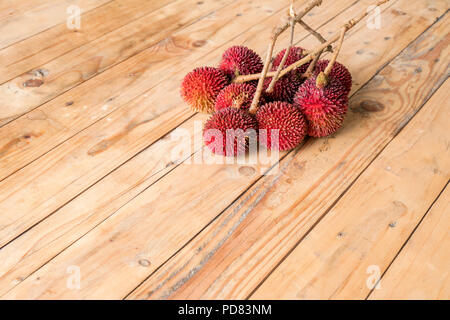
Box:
[252,78,450,299]
[3,0,447,300]
[369,185,450,300]
[0,0,357,295]
[128,12,450,300]
[0,0,234,127]
[0,0,112,50]
[0,0,178,85]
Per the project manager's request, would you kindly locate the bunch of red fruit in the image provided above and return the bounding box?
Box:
[180,45,352,156]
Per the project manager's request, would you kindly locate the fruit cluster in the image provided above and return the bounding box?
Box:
[179,0,392,157]
[181,45,351,156]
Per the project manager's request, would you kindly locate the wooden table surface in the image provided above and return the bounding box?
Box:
[0,0,448,300]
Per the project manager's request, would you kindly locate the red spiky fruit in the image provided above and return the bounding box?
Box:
[215,83,264,111]
[294,75,348,138]
[314,60,352,94]
[256,101,307,151]
[203,108,258,156]
[262,74,302,103]
[272,46,310,73]
[181,66,229,113]
[219,46,263,79]
[263,47,310,103]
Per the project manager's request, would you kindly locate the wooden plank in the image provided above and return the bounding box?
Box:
[0,0,112,50]
[0,0,298,181]
[0,0,179,85]
[0,1,49,19]
[251,79,450,300]
[369,186,450,300]
[0,0,235,127]
[0,0,354,295]
[0,1,370,293]
[128,12,450,300]
[2,0,447,300]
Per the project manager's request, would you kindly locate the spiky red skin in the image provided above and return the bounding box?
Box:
[262,73,302,103]
[214,83,263,111]
[263,47,310,103]
[314,60,352,94]
[181,67,229,113]
[256,101,307,151]
[272,46,309,73]
[219,46,263,79]
[294,76,348,138]
[203,108,258,156]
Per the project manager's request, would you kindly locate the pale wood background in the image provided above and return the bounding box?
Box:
[0,0,448,299]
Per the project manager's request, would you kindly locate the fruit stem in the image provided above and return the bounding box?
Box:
[323,27,346,76]
[315,71,328,89]
[297,19,331,51]
[303,50,322,78]
[266,3,296,93]
[234,0,391,84]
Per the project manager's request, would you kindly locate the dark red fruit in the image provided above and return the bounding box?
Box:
[203,108,258,156]
[263,73,302,103]
[314,60,352,94]
[294,75,348,137]
[263,47,310,103]
[256,101,307,151]
[181,67,229,113]
[219,46,263,79]
[215,83,263,111]
[272,46,310,74]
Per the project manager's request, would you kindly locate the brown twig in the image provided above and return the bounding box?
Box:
[297,19,330,50]
[266,3,296,93]
[302,50,322,78]
[236,0,391,85]
[298,19,330,78]
[316,27,345,88]
[248,0,323,113]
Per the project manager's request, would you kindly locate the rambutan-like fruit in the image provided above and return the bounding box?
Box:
[263,47,310,103]
[294,74,348,138]
[256,101,307,151]
[263,74,302,103]
[180,66,229,113]
[272,46,309,73]
[219,46,263,79]
[314,60,352,94]
[203,107,258,156]
[215,83,263,111]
